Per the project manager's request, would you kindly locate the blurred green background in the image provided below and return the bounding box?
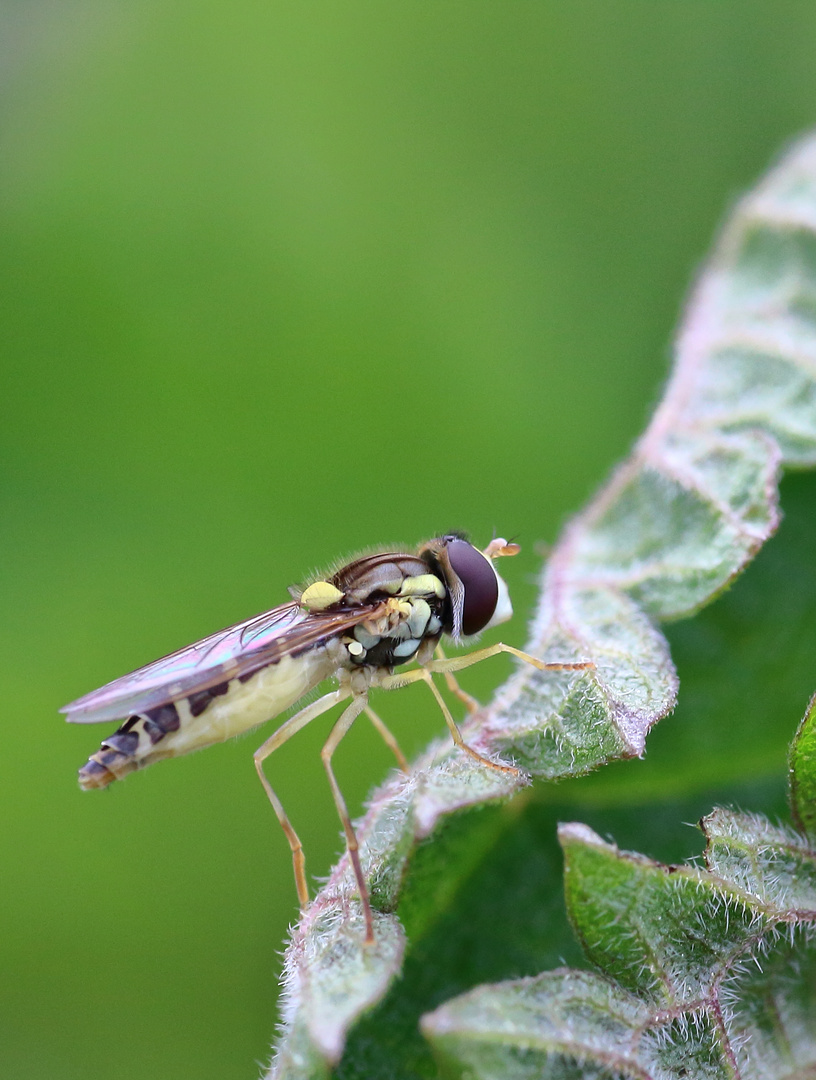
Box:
[3,3,816,1077]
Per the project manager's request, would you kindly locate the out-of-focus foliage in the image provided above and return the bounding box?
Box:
[790,693,816,839]
[5,5,816,1079]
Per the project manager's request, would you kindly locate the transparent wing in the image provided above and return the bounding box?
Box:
[62,600,387,725]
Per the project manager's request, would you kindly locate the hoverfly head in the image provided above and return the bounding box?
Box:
[421,533,519,641]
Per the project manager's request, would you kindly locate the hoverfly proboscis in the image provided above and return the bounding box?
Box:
[63,533,592,943]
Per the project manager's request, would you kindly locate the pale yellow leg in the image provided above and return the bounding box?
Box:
[426,643,594,678]
[254,687,350,909]
[435,644,480,714]
[320,694,375,944]
[379,667,519,777]
[365,704,409,772]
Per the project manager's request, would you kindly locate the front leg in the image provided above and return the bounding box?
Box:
[426,643,594,677]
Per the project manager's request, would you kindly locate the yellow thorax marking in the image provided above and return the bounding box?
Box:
[398,574,446,599]
[300,581,345,611]
[300,573,443,615]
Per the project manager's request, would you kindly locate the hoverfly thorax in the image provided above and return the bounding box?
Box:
[419,534,517,641]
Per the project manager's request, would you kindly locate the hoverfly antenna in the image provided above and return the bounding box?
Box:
[483,537,521,560]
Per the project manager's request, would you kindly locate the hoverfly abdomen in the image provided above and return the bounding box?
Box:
[78,755,118,789]
[79,737,139,789]
[78,700,183,788]
[186,682,230,718]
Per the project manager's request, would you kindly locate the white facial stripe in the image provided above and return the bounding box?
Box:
[484,563,513,630]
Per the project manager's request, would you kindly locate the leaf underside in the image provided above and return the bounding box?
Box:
[268,134,816,1078]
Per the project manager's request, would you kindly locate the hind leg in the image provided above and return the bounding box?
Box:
[254,687,350,908]
[320,693,375,943]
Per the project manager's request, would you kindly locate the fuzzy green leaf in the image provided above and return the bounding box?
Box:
[272,906,405,1078]
[421,698,816,1079]
[268,134,816,1078]
[423,808,816,1079]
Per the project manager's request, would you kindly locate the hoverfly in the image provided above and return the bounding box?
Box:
[63,533,590,943]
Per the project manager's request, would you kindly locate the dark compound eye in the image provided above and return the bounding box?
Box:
[446,538,499,635]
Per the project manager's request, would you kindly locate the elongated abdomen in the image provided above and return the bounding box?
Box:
[79,648,334,789]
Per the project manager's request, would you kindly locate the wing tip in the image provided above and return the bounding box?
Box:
[60,700,116,724]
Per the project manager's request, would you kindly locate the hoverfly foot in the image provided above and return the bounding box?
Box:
[460,743,519,777]
[539,659,595,671]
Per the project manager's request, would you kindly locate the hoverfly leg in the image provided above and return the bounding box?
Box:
[320,693,376,945]
[379,667,519,777]
[427,643,594,677]
[365,705,409,772]
[434,644,480,714]
[417,669,519,777]
[254,687,350,909]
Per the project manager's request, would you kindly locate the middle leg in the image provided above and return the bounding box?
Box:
[365,704,409,772]
[379,667,519,777]
[320,693,376,944]
[435,644,480,714]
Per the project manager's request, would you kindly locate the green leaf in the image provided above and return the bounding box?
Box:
[424,942,816,1080]
[421,699,816,1079]
[582,469,816,804]
[425,971,653,1080]
[561,822,759,1005]
[268,134,816,1078]
[423,806,816,1079]
[790,692,816,842]
[272,907,405,1079]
